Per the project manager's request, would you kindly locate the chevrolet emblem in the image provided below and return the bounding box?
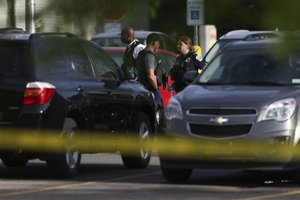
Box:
[209,117,229,125]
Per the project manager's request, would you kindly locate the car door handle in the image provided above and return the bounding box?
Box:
[77,85,84,93]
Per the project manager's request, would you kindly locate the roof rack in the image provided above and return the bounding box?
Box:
[0,27,26,34]
[29,32,78,39]
[245,32,280,41]
[225,30,250,36]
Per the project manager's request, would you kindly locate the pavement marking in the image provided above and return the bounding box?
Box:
[108,171,161,181]
[238,189,300,200]
[0,181,95,197]
[0,171,161,197]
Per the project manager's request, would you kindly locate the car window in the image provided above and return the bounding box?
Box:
[85,45,119,80]
[104,51,123,67]
[35,42,72,79]
[204,39,239,64]
[199,49,298,85]
[67,44,95,79]
[0,42,28,82]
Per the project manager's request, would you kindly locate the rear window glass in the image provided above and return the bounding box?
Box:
[0,41,29,82]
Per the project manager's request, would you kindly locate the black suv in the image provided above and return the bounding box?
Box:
[0,28,156,177]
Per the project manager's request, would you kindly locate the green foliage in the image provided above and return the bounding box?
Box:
[28,0,300,40]
[40,0,100,23]
[261,0,300,31]
[149,0,161,19]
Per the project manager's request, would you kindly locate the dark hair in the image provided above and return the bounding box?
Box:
[146,33,161,45]
[178,36,193,50]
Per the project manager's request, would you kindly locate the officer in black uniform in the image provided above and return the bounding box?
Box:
[136,33,162,109]
[171,36,203,93]
[121,26,145,79]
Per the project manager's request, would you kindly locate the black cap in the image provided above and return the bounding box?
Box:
[146,33,161,44]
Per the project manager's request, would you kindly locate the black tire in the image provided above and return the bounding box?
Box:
[1,154,28,167]
[160,157,192,183]
[47,118,81,178]
[121,112,152,169]
[161,167,193,183]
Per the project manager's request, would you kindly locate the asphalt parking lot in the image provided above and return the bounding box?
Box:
[1,153,300,200]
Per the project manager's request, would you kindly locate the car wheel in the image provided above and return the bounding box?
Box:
[161,166,193,183]
[47,118,81,178]
[1,154,28,167]
[121,112,152,169]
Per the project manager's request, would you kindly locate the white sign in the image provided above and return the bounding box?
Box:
[186,0,204,26]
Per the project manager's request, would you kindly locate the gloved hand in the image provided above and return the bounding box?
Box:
[152,89,162,109]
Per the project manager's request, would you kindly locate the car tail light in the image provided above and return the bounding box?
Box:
[23,82,56,105]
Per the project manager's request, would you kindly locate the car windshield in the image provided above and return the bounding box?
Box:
[204,39,238,63]
[197,49,300,86]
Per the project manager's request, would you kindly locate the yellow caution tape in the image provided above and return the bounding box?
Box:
[0,128,298,161]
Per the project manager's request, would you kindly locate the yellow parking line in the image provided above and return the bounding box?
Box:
[0,171,161,197]
[109,171,161,181]
[0,182,95,197]
[238,189,300,200]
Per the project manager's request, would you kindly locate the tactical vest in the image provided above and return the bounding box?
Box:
[136,49,159,92]
[171,51,199,92]
[123,40,142,68]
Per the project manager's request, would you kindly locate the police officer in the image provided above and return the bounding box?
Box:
[136,33,162,109]
[121,26,145,79]
[171,36,203,93]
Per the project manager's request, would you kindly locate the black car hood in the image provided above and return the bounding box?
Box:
[177,84,300,109]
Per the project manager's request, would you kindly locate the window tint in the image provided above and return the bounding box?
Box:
[85,45,119,80]
[104,51,123,66]
[68,45,95,79]
[199,49,298,85]
[0,42,28,82]
[35,43,72,78]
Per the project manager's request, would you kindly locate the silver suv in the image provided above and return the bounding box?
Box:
[202,30,280,65]
[160,36,300,183]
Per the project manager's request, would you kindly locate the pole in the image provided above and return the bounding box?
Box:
[25,0,35,33]
[194,25,199,45]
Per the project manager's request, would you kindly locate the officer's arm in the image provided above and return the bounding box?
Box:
[147,68,158,90]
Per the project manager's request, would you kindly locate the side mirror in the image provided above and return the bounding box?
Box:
[184,70,198,83]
